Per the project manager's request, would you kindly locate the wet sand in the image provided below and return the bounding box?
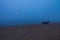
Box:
[0,24,60,40]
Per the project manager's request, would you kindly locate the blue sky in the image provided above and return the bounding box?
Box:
[0,0,60,26]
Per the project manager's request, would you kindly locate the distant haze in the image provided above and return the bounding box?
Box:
[0,0,60,26]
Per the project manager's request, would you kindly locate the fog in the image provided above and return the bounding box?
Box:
[0,0,60,26]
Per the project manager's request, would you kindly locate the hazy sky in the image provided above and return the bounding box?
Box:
[0,0,60,25]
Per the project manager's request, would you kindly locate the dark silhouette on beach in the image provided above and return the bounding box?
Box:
[41,20,50,24]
